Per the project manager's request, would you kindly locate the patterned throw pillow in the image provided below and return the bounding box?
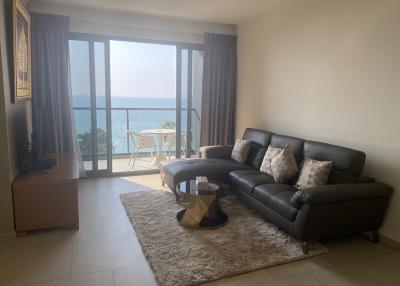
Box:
[295,157,333,189]
[259,145,283,176]
[271,146,298,183]
[231,138,252,164]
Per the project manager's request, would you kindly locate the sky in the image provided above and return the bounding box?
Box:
[110,40,176,98]
[69,40,90,97]
[69,40,177,98]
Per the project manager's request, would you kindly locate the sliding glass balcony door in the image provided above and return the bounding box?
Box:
[69,39,112,176]
[109,40,177,173]
[177,48,203,159]
[69,34,203,176]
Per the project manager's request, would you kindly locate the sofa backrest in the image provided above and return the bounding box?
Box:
[241,128,366,183]
[270,134,305,165]
[243,128,273,146]
[242,128,273,169]
[304,141,366,177]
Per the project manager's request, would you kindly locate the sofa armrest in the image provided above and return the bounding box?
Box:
[291,183,393,208]
[199,145,234,159]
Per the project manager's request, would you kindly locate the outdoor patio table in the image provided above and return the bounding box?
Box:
[140,128,176,168]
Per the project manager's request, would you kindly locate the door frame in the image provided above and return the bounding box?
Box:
[176,46,201,159]
[69,32,203,177]
[69,36,113,177]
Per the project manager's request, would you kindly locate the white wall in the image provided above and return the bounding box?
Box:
[237,0,400,242]
[28,1,236,44]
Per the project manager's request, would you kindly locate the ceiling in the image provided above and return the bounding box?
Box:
[30,0,280,24]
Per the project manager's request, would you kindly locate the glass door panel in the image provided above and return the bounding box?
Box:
[176,47,203,159]
[109,40,176,173]
[179,49,189,158]
[69,38,112,176]
[191,50,204,157]
[69,40,93,171]
[94,42,109,171]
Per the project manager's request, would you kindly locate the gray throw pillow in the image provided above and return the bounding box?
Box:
[271,146,298,183]
[260,145,283,176]
[231,138,252,164]
[295,157,333,189]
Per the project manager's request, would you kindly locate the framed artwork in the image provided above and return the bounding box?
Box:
[13,0,31,103]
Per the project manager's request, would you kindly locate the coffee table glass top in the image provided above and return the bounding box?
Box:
[177,180,219,196]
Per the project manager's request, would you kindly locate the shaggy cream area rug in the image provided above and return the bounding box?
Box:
[120,190,327,286]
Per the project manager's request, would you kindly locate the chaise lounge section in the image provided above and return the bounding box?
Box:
[160,128,393,253]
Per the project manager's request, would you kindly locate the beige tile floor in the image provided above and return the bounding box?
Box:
[0,174,399,286]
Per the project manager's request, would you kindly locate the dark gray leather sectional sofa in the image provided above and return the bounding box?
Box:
[160,128,393,253]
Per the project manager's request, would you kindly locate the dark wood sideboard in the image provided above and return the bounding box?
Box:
[12,153,79,236]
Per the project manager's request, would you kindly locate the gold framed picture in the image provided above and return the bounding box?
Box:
[13,0,31,103]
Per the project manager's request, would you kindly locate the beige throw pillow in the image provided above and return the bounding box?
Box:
[231,138,252,164]
[271,146,298,183]
[295,157,333,189]
[260,145,283,176]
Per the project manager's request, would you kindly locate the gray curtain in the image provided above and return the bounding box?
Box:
[200,33,237,146]
[31,13,73,155]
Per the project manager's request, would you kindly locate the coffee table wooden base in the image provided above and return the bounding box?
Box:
[176,193,228,229]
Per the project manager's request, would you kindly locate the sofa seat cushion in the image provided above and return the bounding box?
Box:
[160,158,253,188]
[253,184,299,221]
[229,170,274,195]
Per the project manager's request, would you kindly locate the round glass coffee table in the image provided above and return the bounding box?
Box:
[176,180,228,229]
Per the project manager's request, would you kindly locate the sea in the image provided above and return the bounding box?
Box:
[73,95,188,154]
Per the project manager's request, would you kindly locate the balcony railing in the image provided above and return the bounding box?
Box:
[73,106,201,157]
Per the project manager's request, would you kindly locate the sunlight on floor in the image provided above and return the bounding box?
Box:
[83,153,199,173]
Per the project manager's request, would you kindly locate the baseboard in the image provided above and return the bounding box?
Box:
[0,231,16,241]
[379,234,400,249]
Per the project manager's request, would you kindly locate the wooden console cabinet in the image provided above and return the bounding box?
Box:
[12,153,79,235]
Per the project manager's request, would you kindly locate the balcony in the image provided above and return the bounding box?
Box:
[74,106,201,173]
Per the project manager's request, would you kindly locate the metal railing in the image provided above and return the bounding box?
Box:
[73,106,201,155]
